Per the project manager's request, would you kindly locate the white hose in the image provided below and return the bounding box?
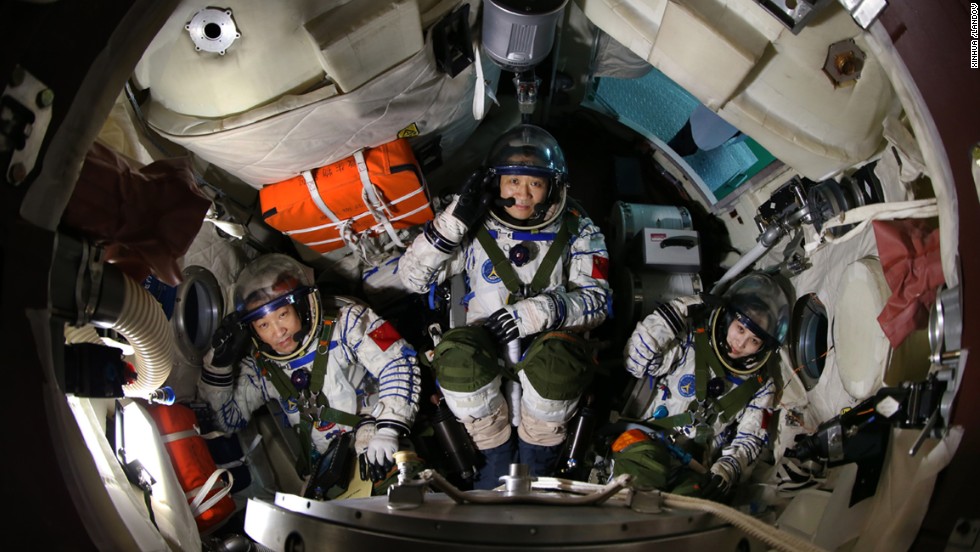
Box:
[712,240,771,293]
[422,469,633,506]
[112,274,175,396]
[662,492,828,552]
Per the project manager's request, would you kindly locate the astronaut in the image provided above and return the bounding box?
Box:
[199,253,421,489]
[616,271,789,500]
[398,124,611,488]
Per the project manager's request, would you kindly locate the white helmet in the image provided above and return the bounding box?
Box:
[233,253,321,361]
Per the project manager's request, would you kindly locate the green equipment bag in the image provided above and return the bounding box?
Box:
[431,326,502,393]
[516,331,596,401]
[612,439,672,491]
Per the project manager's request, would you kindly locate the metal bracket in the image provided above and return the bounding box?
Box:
[838,0,889,29]
[753,0,835,34]
[2,66,54,186]
[948,519,980,549]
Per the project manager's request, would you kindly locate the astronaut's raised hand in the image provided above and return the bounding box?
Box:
[624,320,663,377]
[448,168,494,230]
[485,305,521,343]
[210,312,250,368]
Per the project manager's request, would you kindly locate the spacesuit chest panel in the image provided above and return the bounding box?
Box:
[690,330,762,424]
[465,219,567,321]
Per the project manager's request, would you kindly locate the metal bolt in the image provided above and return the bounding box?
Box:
[9,162,27,184]
[36,89,54,108]
[823,39,866,87]
[836,53,859,76]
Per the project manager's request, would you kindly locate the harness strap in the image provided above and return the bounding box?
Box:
[475,227,522,295]
[627,412,695,430]
[692,331,763,423]
[474,210,577,298]
[716,374,763,423]
[259,312,363,429]
[531,214,575,292]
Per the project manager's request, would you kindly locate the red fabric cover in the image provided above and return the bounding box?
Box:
[60,142,211,286]
[872,219,944,348]
[146,404,235,533]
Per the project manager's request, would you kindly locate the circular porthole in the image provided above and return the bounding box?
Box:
[172,265,224,364]
[791,293,829,390]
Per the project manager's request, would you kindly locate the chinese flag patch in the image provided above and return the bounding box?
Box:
[368,321,402,352]
[591,256,610,280]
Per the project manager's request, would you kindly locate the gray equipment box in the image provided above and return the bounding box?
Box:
[635,228,701,273]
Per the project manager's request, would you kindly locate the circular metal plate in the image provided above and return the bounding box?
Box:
[245,493,764,551]
[185,8,240,55]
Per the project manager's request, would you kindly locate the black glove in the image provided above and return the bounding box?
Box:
[485,306,520,343]
[699,292,727,310]
[784,432,824,462]
[700,473,732,502]
[448,168,494,230]
[687,292,726,321]
[210,313,250,368]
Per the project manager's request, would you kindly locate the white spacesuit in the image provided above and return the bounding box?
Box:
[398,124,611,487]
[199,254,421,485]
[619,272,789,499]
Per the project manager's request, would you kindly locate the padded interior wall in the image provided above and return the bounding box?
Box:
[577,0,900,180]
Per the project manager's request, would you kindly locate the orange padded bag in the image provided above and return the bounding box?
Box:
[259,138,433,254]
[146,403,235,533]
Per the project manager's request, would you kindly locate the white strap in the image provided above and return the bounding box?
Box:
[354,150,405,248]
[820,198,938,245]
[187,468,233,518]
[161,429,199,443]
[355,150,381,209]
[215,433,263,469]
[472,38,498,120]
[282,187,426,236]
[303,170,341,224]
[473,40,486,121]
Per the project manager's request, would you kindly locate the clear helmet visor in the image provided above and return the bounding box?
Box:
[722,272,791,347]
[709,272,791,375]
[232,253,320,360]
[233,253,314,315]
[485,124,568,229]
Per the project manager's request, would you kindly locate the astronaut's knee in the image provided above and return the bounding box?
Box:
[463,401,512,450]
[517,411,567,448]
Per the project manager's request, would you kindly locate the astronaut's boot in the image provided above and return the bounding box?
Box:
[473,436,516,490]
[518,438,562,478]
